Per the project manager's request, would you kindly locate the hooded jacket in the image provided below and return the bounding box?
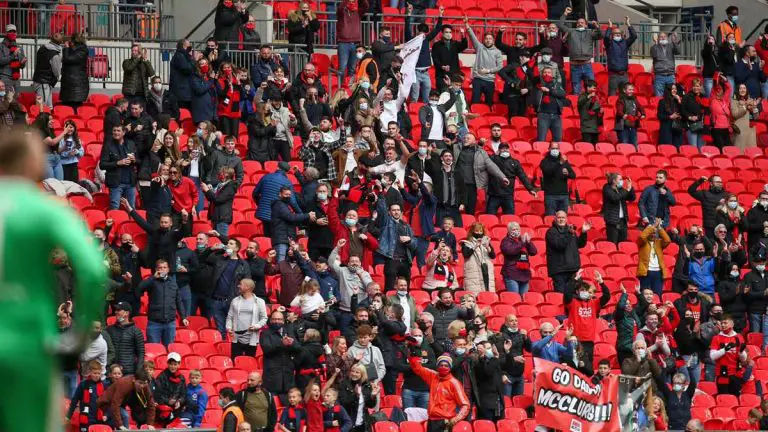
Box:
[106,321,145,375]
[32,42,62,86]
[687,178,727,231]
[467,26,504,82]
[545,222,587,276]
[347,341,386,381]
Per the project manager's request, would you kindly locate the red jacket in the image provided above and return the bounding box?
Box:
[216,75,242,119]
[169,176,199,213]
[336,0,369,43]
[755,39,768,76]
[327,197,379,269]
[408,356,469,422]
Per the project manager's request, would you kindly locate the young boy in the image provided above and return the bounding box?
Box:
[430,216,458,259]
[66,360,108,432]
[154,352,187,426]
[181,369,208,428]
[592,359,612,384]
[278,388,307,432]
[103,364,130,428]
[144,360,157,393]
[321,387,352,432]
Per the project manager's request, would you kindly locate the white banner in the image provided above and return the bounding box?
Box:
[398,33,426,100]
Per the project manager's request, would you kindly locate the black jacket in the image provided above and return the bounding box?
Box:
[208,148,244,186]
[701,41,718,79]
[169,48,195,103]
[103,106,125,137]
[207,253,251,298]
[680,92,708,129]
[658,374,697,430]
[417,91,456,140]
[124,113,154,155]
[99,138,138,188]
[495,326,532,378]
[154,368,187,406]
[286,13,320,53]
[305,198,334,251]
[397,341,435,391]
[717,277,748,325]
[271,199,310,246]
[601,184,636,225]
[293,340,326,388]
[545,223,587,276]
[474,356,504,412]
[488,155,535,197]
[674,294,712,324]
[60,43,89,103]
[425,158,467,207]
[431,38,468,80]
[235,388,278,432]
[205,180,236,225]
[129,210,184,271]
[744,269,768,314]
[718,44,738,77]
[145,180,173,220]
[137,276,186,323]
[137,150,161,183]
[539,154,575,196]
[374,310,406,367]
[106,321,145,375]
[261,327,303,394]
[336,378,376,428]
[246,117,277,163]
[687,178,727,231]
[214,1,248,42]
[246,256,268,300]
[174,245,199,288]
[32,42,61,86]
[424,303,475,343]
[746,204,768,252]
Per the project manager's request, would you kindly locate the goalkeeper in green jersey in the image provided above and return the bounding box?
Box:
[0,129,106,431]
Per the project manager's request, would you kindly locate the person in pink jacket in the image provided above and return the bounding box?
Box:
[709,72,733,149]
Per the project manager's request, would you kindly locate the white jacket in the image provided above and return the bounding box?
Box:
[226,295,268,346]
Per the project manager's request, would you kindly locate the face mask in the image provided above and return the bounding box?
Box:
[730,271,740,279]
[196,128,204,138]
[576,27,586,31]
[246,251,256,259]
[418,147,428,156]
[728,201,738,210]
[543,75,554,83]
[437,365,451,377]
[731,15,739,23]
[636,349,646,359]
[692,251,705,259]
[200,64,209,74]
[360,81,370,89]
[455,347,465,355]
[757,264,766,272]
[345,218,357,227]
[760,200,768,208]
[281,196,291,202]
[157,272,168,279]
[196,243,206,251]
[673,383,683,392]
[397,289,408,297]
[317,192,327,201]
[122,243,133,251]
[245,22,256,30]
[269,323,283,332]
[412,336,423,345]
[429,99,438,106]
[485,350,494,359]
[446,132,456,140]
[659,39,668,45]
[549,31,558,38]
[153,83,162,92]
[355,52,364,60]
[550,149,560,157]
[729,39,736,45]
[617,179,624,188]
[473,232,484,239]
[359,102,368,110]
[687,292,698,300]
[711,312,723,320]
[5,33,16,42]
[542,55,552,62]
[347,265,359,273]
[578,291,590,300]
[381,36,391,44]
[218,399,226,407]
[0,91,6,98]
[500,151,510,158]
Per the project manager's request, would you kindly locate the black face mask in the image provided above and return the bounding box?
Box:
[473,233,484,239]
[445,132,456,140]
[692,251,705,259]
[711,312,723,320]
[687,292,698,301]
[711,186,723,193]
[122,243,132,251]
[246,251,256,259]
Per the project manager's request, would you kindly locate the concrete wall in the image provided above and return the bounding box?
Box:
[594,0,656,25]
[164,0,272,42]
[682,0,768,40]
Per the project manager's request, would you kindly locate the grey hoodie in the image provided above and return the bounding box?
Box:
[557,16,600,62]
[328,247,373,312]
[467,26,503,82]
[46,42,63,80]
[347,340,387,381]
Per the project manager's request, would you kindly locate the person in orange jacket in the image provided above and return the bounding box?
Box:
[408,348,470,432]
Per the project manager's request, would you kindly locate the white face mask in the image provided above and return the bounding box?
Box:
[760,199,768,208]
[359,102,368,110]
[550,149,560,157]
[429,100,438,106]
[356,52,364,59]
[673,383,683,392]
[500,151,510,158]
[153,83,162,92]
[412,336,423,344]
[549,31,558,38]
[636,349,646,359]
[659,39,668,45]
[578,291,590,300]
[728,201,738,210]
[613,36,622,42]
[576,27,586,31]
[757,264,766,272]
[542,55,552,62]
[397,289,408,297]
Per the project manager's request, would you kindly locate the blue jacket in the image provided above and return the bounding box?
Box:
[270,198,310,246]
[733,59,766,99]
[183,384,208,427]
[604,26,637,73]
[190,74,217,124]
[401,182,437,238]
[688,257,716,295]
[297,254,340,301]
[250,57,283,88]
[374,197,417,260]
[531,335,575,362]
[639,185,676,227]
[252,170,301,222]
[240,85,257,118]
[169,48,196,102]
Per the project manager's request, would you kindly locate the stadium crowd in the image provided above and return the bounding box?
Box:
[7,0,768,431]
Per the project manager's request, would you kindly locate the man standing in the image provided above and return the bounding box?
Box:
[557,8,600,94]
[495,315,531,396]
[227,279,268,359]
[329,240,374,333]
[100,125,138,210]
[336,0,369,86]
[464,16,503,107]
[169,39,195,110]
[122,43,155,106]
[650,32,681,96]
[253,162,302,237]
[31,32,63,108]
[261,311,302,400]
[432,25,468,91]
[545,211,589,292]
[236,372,278,431]
[451,133,509,215]
[487,143,536,215]
[539,142,576,215]
[604,17,637,96]
[374,199,418,293]
[218,388,245,432]
[407,352,470,432]
[208,239,251,338]
[639,169,676,228]
[271,186,316,262]
[0,24,26,93]
[405,5,444,102]
[716,6,742,46]
[244,241,268,302]
[426,150,467,228]
[602,172,635,244]
[106,302,145,376]
[534,67,567,142]
[175,239,199,317]
[137,259,189,347]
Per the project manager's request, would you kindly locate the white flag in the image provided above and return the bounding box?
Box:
[398,33,426,101]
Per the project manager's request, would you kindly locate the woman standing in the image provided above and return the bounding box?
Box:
[731,83,758,150]
[658,83,684,147]
[191,59,218,125]
[681,78,708,149]
[327,337,357,387]
[422,242,459,293]
[180,136,209,213]
[328,365,378,432]
[60,32,89,110]
[246,102,277,162]
[216,62,242,136]
[701,35,719,97]
[500,222,537,294]
[461,222,496,293]
[32,113,68,180]
[287,2,320,54]
[58,119,84,182]
[709,73,733,149]
[715,193,748,242]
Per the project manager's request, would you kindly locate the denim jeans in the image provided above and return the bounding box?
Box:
[762,81,768,99]
[275,243,289,262]
[190,291,210,318]
[410,69,432,102]
[677,354,701,386]
[639,271,664,298]
[703,78,713,97]
[570,63,594,94]
[146,320,176,347]
[653,75,676,97]
[34,82,54,108]
[402,388,430,409]
[750,313,768,348]
[337,42,358,84]
[537,113,562,142]
[414,237,429,267]
[47,153,63,180]
[504,376,525,397]
[108,184,137,210]
[504,279,529,295]
[179,285,192,317]
[471,78,495,106]
[215,222,230,239]
[617,128,638,148]
[191,176,205,213]
[686,130,704,150]
[544,194,569,215]
[63,370,79,399]
[486,195,515,215]
[212,298,231,338]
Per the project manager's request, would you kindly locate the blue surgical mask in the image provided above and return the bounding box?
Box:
[317,192,327,201]
[455,348,466,355]
[731,15,739,23]
[500,151,510,158]
[361,81,370,90]
[0,91,6,97]
[418,147,428,156]
[728,201,738,210]
[484,350,494,359]
[673,383,683,392]
[617,179,624,188]
[196,128,204,138]
[359,102,368,110]
[345,218,357,227]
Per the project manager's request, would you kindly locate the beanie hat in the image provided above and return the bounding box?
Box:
[437,354,453,368]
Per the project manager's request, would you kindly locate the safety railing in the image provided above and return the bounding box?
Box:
[0,1,174,41]
[12,38,309,88]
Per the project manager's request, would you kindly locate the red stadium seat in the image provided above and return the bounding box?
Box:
[473,420,497,432]
[496,419,520,432]
[374,422,399,432]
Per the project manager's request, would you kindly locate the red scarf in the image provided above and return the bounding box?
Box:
[8,43,21,81]
[433,261,455,284]
[79,381,105,425]
[346,1,358,12]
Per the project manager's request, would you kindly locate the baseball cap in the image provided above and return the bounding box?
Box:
[114,301,132,313]
[167,352,182,363]
[5,24,16,33]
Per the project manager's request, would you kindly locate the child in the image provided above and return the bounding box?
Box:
[291,279,325,315]
[294,329,326,390]
[430,216,458,259]
[66,360,108,432]
[304,380,324,432]
[614,82,645,148]
[154,352,187,426]
[279,388,307,432]
[103,364,130,428]
[144,360,157,393]
[646,395,668,431]
[181,369,208,428]
[321,387,352,432]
